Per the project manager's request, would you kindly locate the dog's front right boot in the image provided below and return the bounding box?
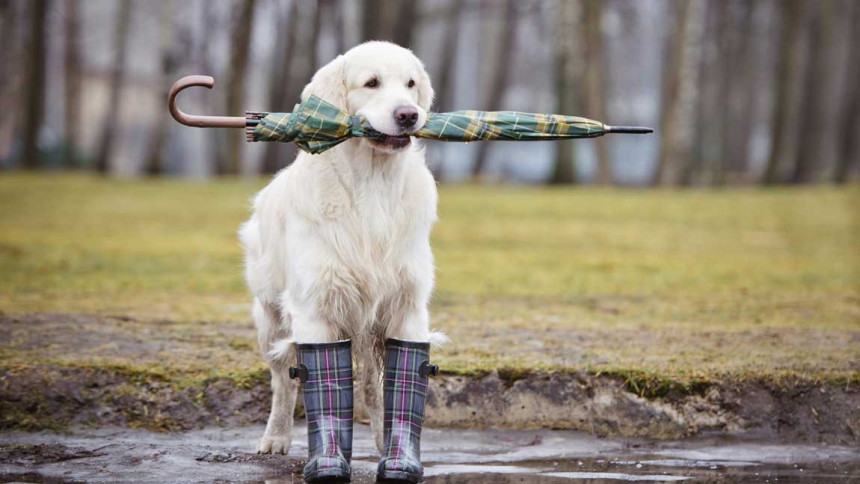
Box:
[376,338,438,483]
[291,340,354,483]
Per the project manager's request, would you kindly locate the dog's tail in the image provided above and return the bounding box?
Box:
[267,338,295,363]
[428,330,449,349]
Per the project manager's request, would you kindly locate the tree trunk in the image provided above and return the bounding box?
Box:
[582,0,610,185]
[143,0,176,177]
[471,0,517,181]
[658,0,704,187]
[549,0,582,185]
[392,0,417,48]
[265,0,322,173]
[680,0,718,186]
[762,0,808,185]
[328,0,346,54]
[309,0,323,75]
[428,0,463,181]
[20,0,47,169]
[834,2,860,184]
[435,0,463,113]
[724,1,757,183]
[262,0,300,175]
[0,0,20,161]
[223,0,257,176]
[63,0,81,169]
[362,0,382,42]
[790,2,824,184]
[711,0,734,186]
[94,0,133,175]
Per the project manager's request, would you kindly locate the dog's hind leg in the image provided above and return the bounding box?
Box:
[356,346,384,453]
[254,299,298,455]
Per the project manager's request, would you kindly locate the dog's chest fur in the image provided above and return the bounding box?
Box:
[299,150,434,333]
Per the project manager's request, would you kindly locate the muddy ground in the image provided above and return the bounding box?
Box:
[1,425,859,483]
[2,313,859,444]
[3,362,860,443]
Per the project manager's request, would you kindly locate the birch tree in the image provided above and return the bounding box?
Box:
[653,0,704,186]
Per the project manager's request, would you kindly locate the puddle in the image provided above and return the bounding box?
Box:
[1,425,858,483]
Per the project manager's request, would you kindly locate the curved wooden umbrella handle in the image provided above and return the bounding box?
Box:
[167,75,246,128]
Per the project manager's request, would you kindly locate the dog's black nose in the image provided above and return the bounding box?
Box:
[394,105,419,129]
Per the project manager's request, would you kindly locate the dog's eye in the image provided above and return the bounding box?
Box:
[407,79,415,88]
[364,78,379,88]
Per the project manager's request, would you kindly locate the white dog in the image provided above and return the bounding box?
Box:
[239,41,443,457]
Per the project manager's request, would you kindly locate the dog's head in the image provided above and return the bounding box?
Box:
[301,41,434,154]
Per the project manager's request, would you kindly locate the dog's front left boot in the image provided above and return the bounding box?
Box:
[376,339,438,483]
[291,340,354,483]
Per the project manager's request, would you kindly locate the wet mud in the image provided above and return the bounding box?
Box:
[1,425,858,483]
[3,363,858,444]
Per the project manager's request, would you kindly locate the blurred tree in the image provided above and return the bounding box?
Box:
[326,0,346,53]
[549,0,582,185]
[582,0,610,185]
[792,1,848,184]
[0,0,18,161]
[711,0,734,186]
[223,0,257,176]
[262,0,300,175]
[361,0,415,46]
[64,0,81,169]
[681,0,718,186]
[144,0,177,177]
[362,0,383,41]
[392,0,417,48]
[427,0,463,182]
[720,0,756,184]
[472,0,517,181]
[653,0,704,187]
[763,0,808,185]
[791,1,824,184]
[20,0,47,169]
[434,0,463,114]
[264,0,322,174]
[834,2,859,184]
[94,0,132,174]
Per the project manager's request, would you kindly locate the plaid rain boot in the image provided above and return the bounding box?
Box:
[290,340,354,482]
[376,339,439,483]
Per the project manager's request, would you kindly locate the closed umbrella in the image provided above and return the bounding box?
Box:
[169,75,651,155]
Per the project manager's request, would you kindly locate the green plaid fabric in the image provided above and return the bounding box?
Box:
[248,95,606,154]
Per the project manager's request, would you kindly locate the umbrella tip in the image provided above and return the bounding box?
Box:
[605,125,653,134]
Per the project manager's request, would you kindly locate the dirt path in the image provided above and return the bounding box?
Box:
[2,425,859,483]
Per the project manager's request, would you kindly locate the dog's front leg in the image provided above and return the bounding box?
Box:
[253,300,299,454]
[259,363,299,454]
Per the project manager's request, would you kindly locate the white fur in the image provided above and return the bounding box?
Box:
[239,42,443,455]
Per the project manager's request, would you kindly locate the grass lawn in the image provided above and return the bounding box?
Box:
[1,174,857,387]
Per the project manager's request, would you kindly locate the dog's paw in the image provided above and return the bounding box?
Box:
[257,434,291,455]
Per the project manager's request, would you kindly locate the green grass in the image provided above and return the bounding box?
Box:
[1,174,858,384]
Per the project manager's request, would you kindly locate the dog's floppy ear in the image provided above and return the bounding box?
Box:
[301,55,348,110]
[416,61,435,113]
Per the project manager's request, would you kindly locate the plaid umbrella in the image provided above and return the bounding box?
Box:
[246,95,651,155]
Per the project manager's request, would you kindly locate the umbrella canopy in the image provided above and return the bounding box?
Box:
[246,95,650,155]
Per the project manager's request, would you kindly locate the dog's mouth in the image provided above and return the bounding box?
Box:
[369,135,412,150]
